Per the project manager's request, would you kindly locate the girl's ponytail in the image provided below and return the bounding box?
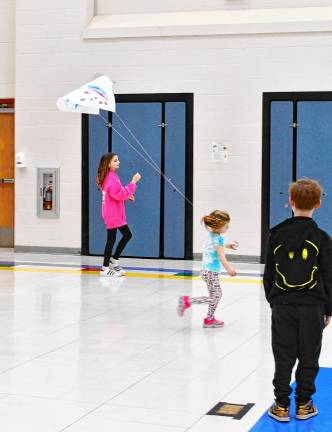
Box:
[202,210,230,231]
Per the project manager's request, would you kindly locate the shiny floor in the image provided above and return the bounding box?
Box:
[0,249,331,432]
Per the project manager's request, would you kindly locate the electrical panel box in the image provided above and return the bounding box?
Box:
[37,168,60,218]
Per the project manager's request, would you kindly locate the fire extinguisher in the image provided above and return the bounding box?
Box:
[43,183,53,210]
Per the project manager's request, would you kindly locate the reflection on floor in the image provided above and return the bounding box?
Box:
[0,249,330,432]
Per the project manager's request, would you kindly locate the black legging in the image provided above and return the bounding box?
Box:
[103,225,132,267]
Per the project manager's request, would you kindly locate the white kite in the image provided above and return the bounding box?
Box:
[56,75,192,206]
[56,75,115,114]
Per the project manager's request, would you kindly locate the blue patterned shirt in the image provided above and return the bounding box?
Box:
[201,232,224,272]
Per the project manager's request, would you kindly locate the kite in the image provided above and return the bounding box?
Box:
[56,75,192,206]
[56,76,115,115]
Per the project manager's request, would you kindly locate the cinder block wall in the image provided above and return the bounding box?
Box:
[0,0,15,97]
[14,1,332,256]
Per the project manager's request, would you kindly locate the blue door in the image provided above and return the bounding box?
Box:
[269,101,293,228]
[88,111,108,255]
[297,101,332,233]
[268,98,332,236]
[111,103,162,257]
[164,102,186,258]
[87,100,191,258]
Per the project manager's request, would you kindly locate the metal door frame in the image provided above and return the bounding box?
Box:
[261,91,332,262]
[82,93,193,259]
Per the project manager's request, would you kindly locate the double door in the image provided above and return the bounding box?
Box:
[262,93,332,259]
[82,94,193,259]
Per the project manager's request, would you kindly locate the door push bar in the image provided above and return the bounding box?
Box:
[0,178,15,184]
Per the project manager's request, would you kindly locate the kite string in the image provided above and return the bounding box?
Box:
[99,113,162,177]
[112,126,193,207]
[113,112,163,174]
[113,112,193,207]
[98,113,193,207]
[98,112,110,127]
[98,112,135,171]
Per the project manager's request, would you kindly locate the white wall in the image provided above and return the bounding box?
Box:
[97,0,332,15]
[15,1,332,256]
[0,0,15,97]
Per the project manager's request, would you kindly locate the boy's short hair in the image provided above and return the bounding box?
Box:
[288,178,322,210]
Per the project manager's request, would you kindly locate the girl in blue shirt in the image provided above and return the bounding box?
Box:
[178,210,238,328]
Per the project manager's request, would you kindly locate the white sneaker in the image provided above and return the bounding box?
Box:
[110,258,126,276]
[100,266,122,277]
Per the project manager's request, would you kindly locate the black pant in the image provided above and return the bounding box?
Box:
[271,304,324,406]
[103,225,132,267]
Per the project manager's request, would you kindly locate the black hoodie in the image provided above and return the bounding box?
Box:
[263,216,332,315]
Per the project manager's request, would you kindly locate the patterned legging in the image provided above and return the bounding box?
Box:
[190,270,222,319]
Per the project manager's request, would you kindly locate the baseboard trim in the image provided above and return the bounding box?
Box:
[14,246,81,255]
[193,253,260,263]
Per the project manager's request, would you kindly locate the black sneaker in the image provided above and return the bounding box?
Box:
[295,400,318,420]
[268,402,290,422]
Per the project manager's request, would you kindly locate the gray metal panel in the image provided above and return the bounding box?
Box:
[14,245,80,254]
[0,227,14,247]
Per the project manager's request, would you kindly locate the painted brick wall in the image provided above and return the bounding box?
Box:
[0,0,14,97]
[14,1,332,256]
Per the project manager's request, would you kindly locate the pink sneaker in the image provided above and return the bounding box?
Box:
[203,318,224,328]
[177,296,191,317]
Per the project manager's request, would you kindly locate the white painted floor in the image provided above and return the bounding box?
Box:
[0,249,331,431]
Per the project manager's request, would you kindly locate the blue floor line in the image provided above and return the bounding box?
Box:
[0,261,182,273]
[114,266,185,273]
[0,261,263,276]
[249,367,332,432]
[0,262,15,267]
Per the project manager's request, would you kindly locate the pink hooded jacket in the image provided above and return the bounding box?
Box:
[101,171,136,229]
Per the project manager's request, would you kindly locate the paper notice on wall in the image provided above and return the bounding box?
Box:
[211,141,228,162]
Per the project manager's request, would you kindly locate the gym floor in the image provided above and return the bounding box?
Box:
[0,249,331,431]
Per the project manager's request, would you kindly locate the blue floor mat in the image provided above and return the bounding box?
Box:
[249,367,332,432]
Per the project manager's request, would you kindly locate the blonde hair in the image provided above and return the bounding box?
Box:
[202,210,230,232]
[289,178,322,210]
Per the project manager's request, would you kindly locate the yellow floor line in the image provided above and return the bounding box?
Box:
[0,266,82,274]
[0,266,262,283]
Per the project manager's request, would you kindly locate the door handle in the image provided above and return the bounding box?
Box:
[0,178,15,184]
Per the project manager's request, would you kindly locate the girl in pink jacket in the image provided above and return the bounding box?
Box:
[96,152,141,277]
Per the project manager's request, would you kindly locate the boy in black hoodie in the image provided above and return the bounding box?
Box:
[264,178,332,422]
